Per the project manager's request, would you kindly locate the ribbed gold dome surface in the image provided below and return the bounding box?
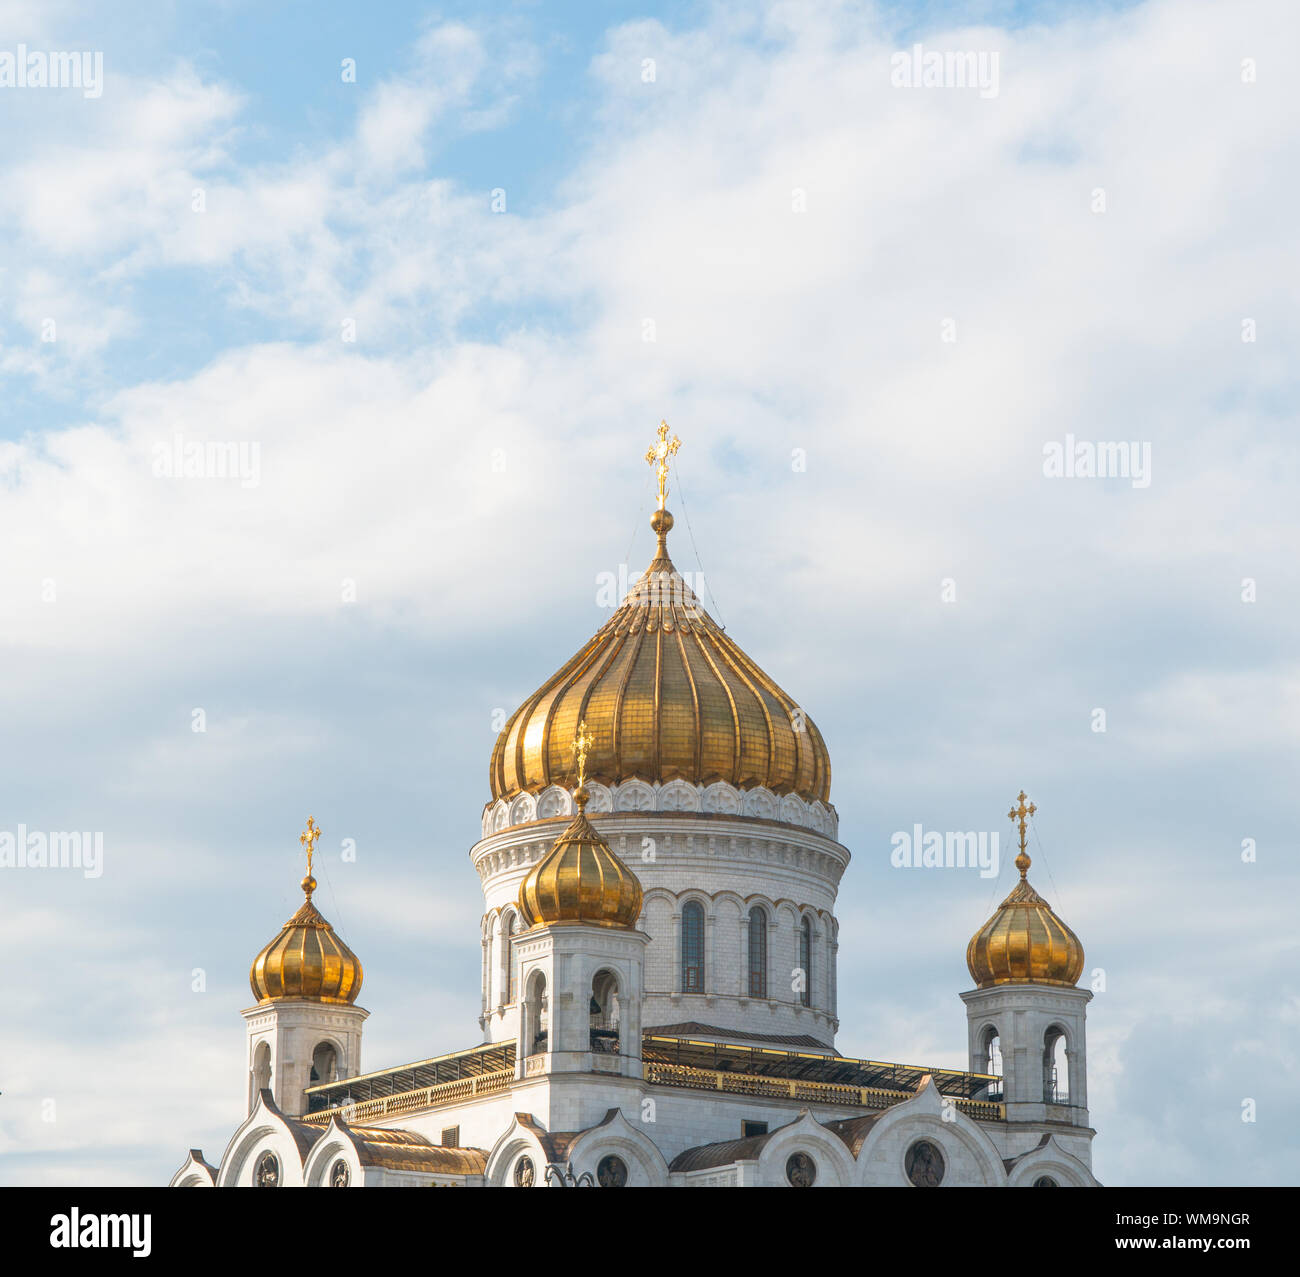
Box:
[518,787,643,929]
[249,875,364,1005]
[490,508,831,805]
[966,851,1084,989]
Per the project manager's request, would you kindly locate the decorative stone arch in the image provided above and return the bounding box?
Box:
[638,886,674,944]
[742,787,777,820]
[658,779,700,813]
[216,1090,312,1187]
[168,1149,217,1188]
[535,785,571,821]
[509,792,537,826]
[484,1115,554,1188]
[492,800,510,833]
[1006,1136,1096,1187]
[565,1110,671,1186]
[711,888,745,915]
[808,800,830,834]
[773,899,800,927]
[702,781,741,815]
[614,779,654,812]
[584,781,612,813]
[780,793,809,827]
[675,888,713,913]
[301,1117,363,1188]
[755,1112,856,1187]
[855,1076,1007,1187]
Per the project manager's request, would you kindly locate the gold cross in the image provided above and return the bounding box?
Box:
[299,816,322,878]
[573,720,595,788]
[1007,790,1036,855]
[644,420,681,510]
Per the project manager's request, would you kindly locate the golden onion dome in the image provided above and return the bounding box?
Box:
[490,506,831,805]
[250,820,363,1005]
[518,784,644,929]
[966,793,1084,989]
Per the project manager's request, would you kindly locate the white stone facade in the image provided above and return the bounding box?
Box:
[473,779,847,1047]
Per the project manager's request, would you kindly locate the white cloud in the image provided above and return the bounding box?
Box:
[2,0,1298,1186]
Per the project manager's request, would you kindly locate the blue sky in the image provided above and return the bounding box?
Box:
[0,0,1297,1187]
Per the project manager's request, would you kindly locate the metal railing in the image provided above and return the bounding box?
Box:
[300,1067,514,1126]
[643,1061,1005,1122]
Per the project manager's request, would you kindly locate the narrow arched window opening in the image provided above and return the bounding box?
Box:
[681,902,705,992]
[251,1041,271,1111]
[747,907,768,998]
[1044,1027,1069,1103]
[504,911,520,1004]
[981,1027,1003,1101]
[799,916,813,1007]
[590,969,621,1054]
[523,970,548,1055]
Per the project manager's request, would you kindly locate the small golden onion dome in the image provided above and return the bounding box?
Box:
[518,785,644,929]
[249,873,364,1005]
[966,798,1084,989]
[490,506,831,805]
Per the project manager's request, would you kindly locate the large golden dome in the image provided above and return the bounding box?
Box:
[490,507,831,804]
[518,784,643,929]
[966,794,1084,989]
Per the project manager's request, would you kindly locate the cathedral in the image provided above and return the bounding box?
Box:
[172,427,1100,1188]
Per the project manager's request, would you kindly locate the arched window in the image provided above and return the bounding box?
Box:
[504,911,520,1004]
[251,1041,271,1109]
[799,916,813,1007]
[681,902,705,992]
[1043,1027,1068,1103]
[747,907,768,998]
[523,970,548,1055]
[981,1026,1003,1100]
[590,969,621,1053]
[309,1041,338,1086]
[308,1041,338,1114]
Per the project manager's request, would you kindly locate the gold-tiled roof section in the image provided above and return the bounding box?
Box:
[490,513,831,804]
[518,790,644,929]
[966,876,1084,989]
[250,885,363,1005]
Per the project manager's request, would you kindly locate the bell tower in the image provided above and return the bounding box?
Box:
[243,818,368,1116]
[960,793,1092,1132]
[513,724,648,1081]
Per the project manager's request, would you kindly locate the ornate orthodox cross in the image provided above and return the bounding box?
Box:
[1007,790,1036,855]
[300,816,322,878]
[644,420,681,510]
[573,721,595,788]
